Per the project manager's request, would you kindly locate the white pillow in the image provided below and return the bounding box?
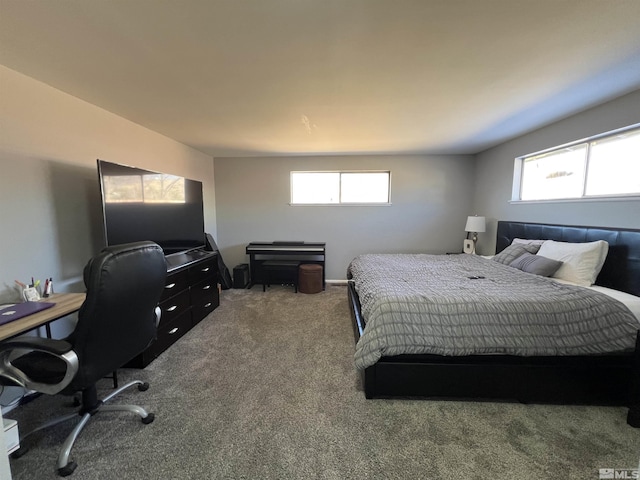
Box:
[536,240,609,287]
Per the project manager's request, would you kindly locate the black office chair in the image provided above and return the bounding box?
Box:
[0,241,167,476]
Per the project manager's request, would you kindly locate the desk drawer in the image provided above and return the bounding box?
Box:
[161,270,189,302]
[159,289,191,326]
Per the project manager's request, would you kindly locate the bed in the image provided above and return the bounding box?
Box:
[347,221,640,427]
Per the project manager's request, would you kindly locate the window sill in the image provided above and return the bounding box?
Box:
[289,203,392,207]
[510,195,640,205]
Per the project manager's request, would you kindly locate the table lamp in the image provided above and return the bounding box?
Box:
[464,215,486,254]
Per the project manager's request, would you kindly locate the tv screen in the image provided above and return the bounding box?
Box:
[97,159,205,255]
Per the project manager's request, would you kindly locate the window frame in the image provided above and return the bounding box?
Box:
[511,123,640,203]
[290,170,392,206]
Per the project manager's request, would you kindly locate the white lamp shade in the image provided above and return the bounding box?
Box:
[465,216,486,233]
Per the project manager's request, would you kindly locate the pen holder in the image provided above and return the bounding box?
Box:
[23,287,41,302]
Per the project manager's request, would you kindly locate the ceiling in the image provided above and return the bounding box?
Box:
[1,0,640,158]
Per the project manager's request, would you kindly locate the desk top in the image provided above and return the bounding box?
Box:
[0,293,85,341]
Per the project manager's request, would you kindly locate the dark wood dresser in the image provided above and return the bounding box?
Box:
[126,250,219,368]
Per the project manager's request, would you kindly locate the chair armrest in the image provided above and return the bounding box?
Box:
[155,306,161,327]
[0,337,72,356]
[0,337,79,395]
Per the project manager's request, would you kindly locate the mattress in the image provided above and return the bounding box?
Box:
[348,253,640,369]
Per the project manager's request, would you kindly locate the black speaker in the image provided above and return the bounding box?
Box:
[233,264,250,289]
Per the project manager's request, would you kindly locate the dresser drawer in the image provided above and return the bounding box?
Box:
[191,278,219,324]
[153,311,193,357]
[127,252,219,368]
[159,289,191,326]
[161,269,189,302]
[190,278,215,303]
[188,257,217,285]
[192,299,217,325]
[124,309,192,368]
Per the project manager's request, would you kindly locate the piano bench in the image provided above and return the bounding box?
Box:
[261,261,300,293]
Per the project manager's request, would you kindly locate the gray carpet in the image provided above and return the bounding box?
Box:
[7,286,640,479]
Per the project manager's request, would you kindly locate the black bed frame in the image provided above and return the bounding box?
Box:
[348,221,640,427]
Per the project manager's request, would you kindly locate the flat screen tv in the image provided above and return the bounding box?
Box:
[97,159,205,255]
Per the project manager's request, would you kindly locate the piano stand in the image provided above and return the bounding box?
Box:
[245,242,326,291]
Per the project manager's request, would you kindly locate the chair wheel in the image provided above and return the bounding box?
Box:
[10,446,29,459]
[138,382,150,392]
[58,461,77,477]
[142,413,155,424]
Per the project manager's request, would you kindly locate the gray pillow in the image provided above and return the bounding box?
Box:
[492,243,540,265]
[509,252,563,277]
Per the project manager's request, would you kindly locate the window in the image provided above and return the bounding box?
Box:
[290,171,390,205]
[514,124,640,202]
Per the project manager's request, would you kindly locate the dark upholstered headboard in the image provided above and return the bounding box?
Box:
[496,221,640,297]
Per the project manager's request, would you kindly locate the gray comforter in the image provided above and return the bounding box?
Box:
[348,253,639,370]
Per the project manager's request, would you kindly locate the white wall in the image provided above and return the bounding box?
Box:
[474,89,640,254]
[214,154,475,279]
[0,65,215,308]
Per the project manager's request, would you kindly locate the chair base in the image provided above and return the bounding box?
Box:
[13,379,154,477]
